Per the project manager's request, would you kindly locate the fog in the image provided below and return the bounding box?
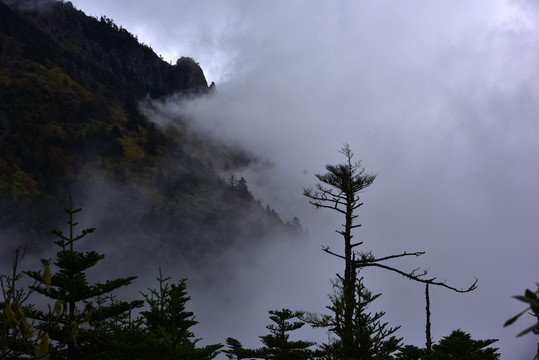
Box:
[16,0,539,357]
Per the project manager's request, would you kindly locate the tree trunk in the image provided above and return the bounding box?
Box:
[343,192,356,360]
[425,283,432,352]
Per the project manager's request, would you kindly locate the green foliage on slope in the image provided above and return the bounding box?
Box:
[0,0,302,267]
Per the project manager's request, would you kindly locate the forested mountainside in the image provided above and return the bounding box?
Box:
[0,0,302,269]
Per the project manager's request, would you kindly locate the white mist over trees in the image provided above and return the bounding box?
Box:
[1,149,503,359]
[3,0,539,357]
[103,1,539,356]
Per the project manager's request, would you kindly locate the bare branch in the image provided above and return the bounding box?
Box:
[356,251,426,264]
[314,184,346,200]
[322,246,346,261]
[360,262,478,293]
[308,201,347,214]
[351,202,364,210]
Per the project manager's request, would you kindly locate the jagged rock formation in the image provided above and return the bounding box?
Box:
[174,56,210,93]
[1,0,210,97]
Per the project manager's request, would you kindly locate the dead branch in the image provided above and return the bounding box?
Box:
[359,262,478,293]
[357,251,426,263]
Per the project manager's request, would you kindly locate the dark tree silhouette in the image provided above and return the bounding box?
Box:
[226,309,319,360]
[256,309,317,360]
[306,277,401,359]
[137,269,222,359]
[396,330,500,360]
[224,337,254,360]
[303,144,477,360]
[425,283,432,353]
[429,329,500,360]
[303,144,376,359]
[25,197,143,360]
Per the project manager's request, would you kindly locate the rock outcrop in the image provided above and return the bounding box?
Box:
[2,0,210,98]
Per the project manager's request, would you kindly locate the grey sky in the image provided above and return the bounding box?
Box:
[70,0,539,358]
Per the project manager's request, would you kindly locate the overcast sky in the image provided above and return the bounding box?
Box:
[69,1,539,358]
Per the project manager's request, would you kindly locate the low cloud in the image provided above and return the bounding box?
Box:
[58,0,539,356]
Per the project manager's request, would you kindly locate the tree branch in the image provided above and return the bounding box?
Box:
[351,202,364,210]
[308,201,347,215]
[357,251,426,264]
[315,185,346,200]
[359,262,478,293]
[322,246,346,261]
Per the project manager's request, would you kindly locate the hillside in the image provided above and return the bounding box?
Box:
[0,0,302,272]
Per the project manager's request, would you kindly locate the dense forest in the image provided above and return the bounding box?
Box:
[1,0,538,359]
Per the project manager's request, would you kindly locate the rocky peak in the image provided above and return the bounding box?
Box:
[173,56,209,93]
[2,0,211,98]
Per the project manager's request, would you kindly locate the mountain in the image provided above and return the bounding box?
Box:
[0,0,302,273]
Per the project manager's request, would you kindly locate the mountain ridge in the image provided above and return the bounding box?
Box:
[2,0,211,98]
[0,0,303,271]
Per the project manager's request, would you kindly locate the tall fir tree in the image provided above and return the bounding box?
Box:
[25,196,143,360]
[304,145,476,360]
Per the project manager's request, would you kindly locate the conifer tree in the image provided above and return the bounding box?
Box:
[138,268,222,359]
[255,309,318,360]
[25,196,143,360]
[224,337,255,360]
[429,330,500,360]
[395,330,500,360]
[226,309,319,360]
[308,277,401,360]
[395,345,424,360]
[236,177,250,199]
[303,145,477,360]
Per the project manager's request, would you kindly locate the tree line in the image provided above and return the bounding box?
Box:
[1,145,533,359]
